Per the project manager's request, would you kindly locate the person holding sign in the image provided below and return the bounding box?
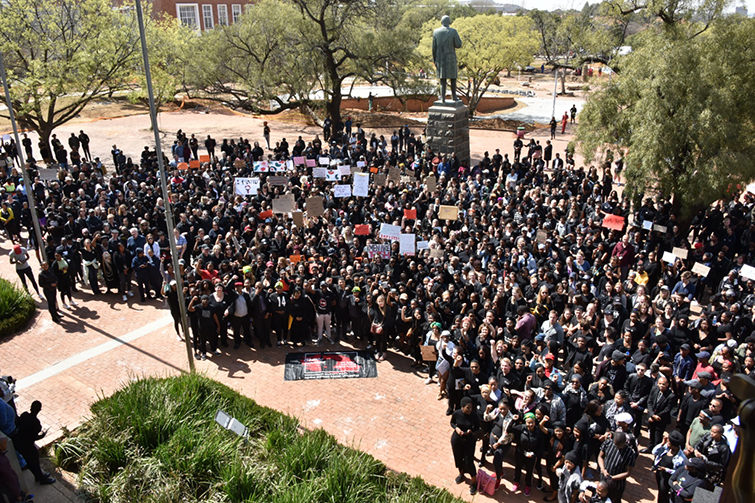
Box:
[611,234,635,280]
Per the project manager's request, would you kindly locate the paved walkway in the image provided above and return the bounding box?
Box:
[0,111,642,502]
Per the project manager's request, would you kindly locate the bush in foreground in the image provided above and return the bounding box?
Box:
[54,373,462,503]
[0,277,36,338]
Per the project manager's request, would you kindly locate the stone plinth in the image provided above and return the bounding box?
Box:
[425,100,470,167]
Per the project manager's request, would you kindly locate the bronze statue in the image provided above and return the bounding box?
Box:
[432,15,462,103]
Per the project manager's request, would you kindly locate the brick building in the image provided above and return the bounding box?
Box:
[150,0,250,31]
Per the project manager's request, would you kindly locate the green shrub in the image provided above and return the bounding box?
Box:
[55,373,462,503]
[0,276,36,337]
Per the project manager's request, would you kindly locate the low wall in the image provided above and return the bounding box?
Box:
[341,94,516,113]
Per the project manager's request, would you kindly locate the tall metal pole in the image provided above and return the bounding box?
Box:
[551,67,558,120]
[0,53,48,264]
[135,0,195,372]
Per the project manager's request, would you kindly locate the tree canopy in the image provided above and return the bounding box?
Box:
[0,0,142,156]
[577,15,755,221]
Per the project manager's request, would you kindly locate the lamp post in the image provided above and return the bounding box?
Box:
[134,0,194,372]
[0,53,48,264]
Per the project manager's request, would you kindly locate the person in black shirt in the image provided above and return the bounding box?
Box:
[450,397,479,495]
[509,411,550,496]
[188,294,219,360]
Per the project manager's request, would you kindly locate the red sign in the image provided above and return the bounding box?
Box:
[355,224,370,235]
[404,209,417,220]
[602,214,625,231]
[259,210,273,219]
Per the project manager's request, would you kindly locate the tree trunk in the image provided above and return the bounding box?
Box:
[38,126,54,164]
[327,85,342,128]
[561,72,567,95]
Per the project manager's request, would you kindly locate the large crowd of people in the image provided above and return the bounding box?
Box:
[0,114,749,502]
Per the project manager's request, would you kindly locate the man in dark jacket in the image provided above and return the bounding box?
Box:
[249,281,271,348]
[227,281,254,349]
[625,363,654,438]
[668,457,707,503]
[38,261,61,323]
[644,375,677,453]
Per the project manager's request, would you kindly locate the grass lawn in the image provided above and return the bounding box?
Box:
[53,373,462,503]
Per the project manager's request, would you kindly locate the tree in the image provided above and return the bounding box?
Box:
[529,6,632,94]
[129,15,195,124]
[418,14,539,116]
[184,0,318,116]
[0,0,143,159]
[576,17,755,222]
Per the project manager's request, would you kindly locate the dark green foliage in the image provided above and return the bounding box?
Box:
[54,373,462,503]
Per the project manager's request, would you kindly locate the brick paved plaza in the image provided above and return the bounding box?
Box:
[0,111,658,502]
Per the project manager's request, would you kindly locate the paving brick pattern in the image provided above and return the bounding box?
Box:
[0,111,655,502]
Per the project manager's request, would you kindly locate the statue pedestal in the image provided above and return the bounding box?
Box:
[426,100,470,167]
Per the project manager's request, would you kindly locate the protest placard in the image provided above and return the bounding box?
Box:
[334,184,352,198]
[253,161,269,172]
[357,161,366,168]
[313,168,328,178]
[374,173,387,186]
[366,244,390,259]
[417,240,429,250]
[439,205,458,220]
[653,224,668,233]
[272,194,295,214]
[306,196,324,217]
[268,176,288,186]
[325,169,340,181]
[306,159,317,167]
[662,251,677,264]
[353,173,369,197]
[404,209,417,220]
[430,249,443,258]
[602,214,625,231]
[318,157,330,166]
[292,211,304,227]
[642,220,653,230]
[741,264,755,281]
[399,234,415,256]
[234,177,259,196]
[339,165,351,177]
[293,156,306,166]
[425,175,437,192]
[692,263,711,277]
[379,223,401,241]
[355,224,370,235]
[672,247,689,259]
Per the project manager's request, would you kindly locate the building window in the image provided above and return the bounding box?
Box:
[232,4,242,23]
[217,4,229,26]
[202,4,214,30]
[176,4,199,30]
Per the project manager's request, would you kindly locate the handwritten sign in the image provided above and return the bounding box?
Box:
[388,167,401,183]
[313,168,328,178]
[438,205,458,220]
[339,165,351,177]
[293,156,306,166]
[379,223,401,241]
[334,184,352,198]
[399,233,415,256]
[602,214,625,231]
[318,157,330,166]
[404,209,417,220]
[653,224,668,233]
[417,240,430,250]
[374,173,387,186]
[357,161,366,168]
[536,229,548,244]
[354,224,370,235]
[430,249,444,258]
[352,173,369,197]
[306,159,317,168]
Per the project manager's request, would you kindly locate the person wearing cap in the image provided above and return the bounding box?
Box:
[676,379,707,438]
[534,378,566,424]
[269,281,289,346]
[668,457,706,503]
[595,350,629,392]
[652,430,687,503]
[311,281,335,345]
[9,243,40,298]
[188,294,219,360]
